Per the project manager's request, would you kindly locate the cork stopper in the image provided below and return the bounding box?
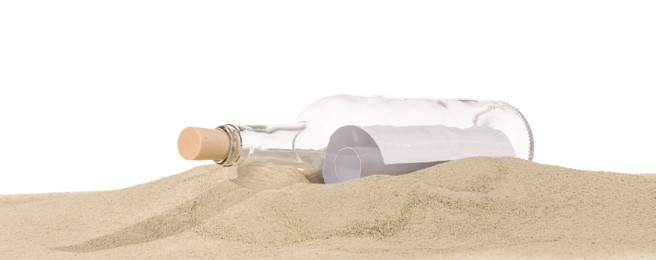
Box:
[178,127,230,160]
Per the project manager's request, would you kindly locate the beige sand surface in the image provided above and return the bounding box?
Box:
[1,157,656,259]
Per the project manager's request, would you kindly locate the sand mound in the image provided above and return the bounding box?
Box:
[2,158,656,258]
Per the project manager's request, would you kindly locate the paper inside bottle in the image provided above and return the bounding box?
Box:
[322,125,516,183]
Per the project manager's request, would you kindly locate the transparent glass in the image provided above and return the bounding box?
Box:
[220,95,534,182]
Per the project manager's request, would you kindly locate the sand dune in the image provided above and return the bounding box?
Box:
[2,157,655,259]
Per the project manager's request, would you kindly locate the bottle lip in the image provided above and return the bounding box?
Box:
[214,124,243,166]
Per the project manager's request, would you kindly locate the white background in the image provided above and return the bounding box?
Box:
[1,1,655,194]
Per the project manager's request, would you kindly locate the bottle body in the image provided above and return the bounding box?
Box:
[217,95,533,180]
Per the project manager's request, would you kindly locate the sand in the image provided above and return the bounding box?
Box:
[1,157,656,259]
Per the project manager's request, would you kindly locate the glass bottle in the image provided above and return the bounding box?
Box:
[177,95,534,182]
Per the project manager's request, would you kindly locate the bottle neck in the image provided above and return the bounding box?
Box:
[215,123,310,167]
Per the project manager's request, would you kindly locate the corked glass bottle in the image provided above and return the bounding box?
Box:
[178,95,533,182]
